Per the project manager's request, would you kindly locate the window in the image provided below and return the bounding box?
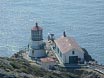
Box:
[60,52,62,57]
[53,46,55,49]
[32,50,34,55]
[72,51,75,55]
[57,48,59,53]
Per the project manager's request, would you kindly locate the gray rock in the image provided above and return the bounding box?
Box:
[19,73,34,78]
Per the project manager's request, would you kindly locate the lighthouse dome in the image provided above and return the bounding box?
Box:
[31,23,43,31]
[31,22,43,41]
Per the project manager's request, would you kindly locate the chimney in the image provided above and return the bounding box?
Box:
[63,31,66,37]
[36,22,38,27]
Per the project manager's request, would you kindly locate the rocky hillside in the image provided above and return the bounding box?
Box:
[0,48,103,78]
[0,56,103,78]
[0,57,77,78]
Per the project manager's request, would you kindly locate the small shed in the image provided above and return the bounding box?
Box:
[40,57,56,70]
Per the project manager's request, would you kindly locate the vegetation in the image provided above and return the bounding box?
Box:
[0,57,77,78]
[0,49,103,78]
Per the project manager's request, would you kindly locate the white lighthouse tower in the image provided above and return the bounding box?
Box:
[29,22,46,58]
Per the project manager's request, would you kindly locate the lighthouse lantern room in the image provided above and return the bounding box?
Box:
[29,22,46,58]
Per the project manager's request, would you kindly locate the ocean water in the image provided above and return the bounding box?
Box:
[0,0,104,64]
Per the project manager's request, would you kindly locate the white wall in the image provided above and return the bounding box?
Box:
[29,49,46,58]
[31,40,43,49]
[40,62,56,70]
[63,49,84,63]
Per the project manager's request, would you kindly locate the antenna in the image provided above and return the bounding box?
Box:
[63,31,66,37]
[36,22,38,27]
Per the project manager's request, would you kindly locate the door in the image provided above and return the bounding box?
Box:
[69,56,78,64]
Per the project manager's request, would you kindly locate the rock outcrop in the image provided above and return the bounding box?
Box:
[82,48,95,62]
[0,49,103,78]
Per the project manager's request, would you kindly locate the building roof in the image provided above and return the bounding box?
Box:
[40,57,55,63]
[54,36,84,54]
[31,23,43,31]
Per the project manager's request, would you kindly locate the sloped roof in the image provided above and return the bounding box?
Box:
[54,36,84,54]
[31,23,43,31]
[32,26,43,31]
[40,57,55,63]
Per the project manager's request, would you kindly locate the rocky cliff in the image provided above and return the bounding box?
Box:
[0,49,103,78]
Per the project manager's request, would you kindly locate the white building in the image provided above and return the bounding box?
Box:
[29,23,46,58]
[40,57,56,70]
[53,32,84,64]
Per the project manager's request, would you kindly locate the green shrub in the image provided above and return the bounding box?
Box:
[10,62,20,69]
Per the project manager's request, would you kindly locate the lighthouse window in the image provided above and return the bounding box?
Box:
[38,31,42,34]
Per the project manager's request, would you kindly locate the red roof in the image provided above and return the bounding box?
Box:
[32,26,43,31]
[40,57,55,63]
[54,36,84,54]
[31,23,43,31]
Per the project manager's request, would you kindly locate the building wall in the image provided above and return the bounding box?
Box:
[31,40,43,49]
[29,49,46,58]
[54,44,84,64]
[63,49,84,64]
[40,62,56,70]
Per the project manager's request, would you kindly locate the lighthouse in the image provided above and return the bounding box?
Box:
[29,22,46,58]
